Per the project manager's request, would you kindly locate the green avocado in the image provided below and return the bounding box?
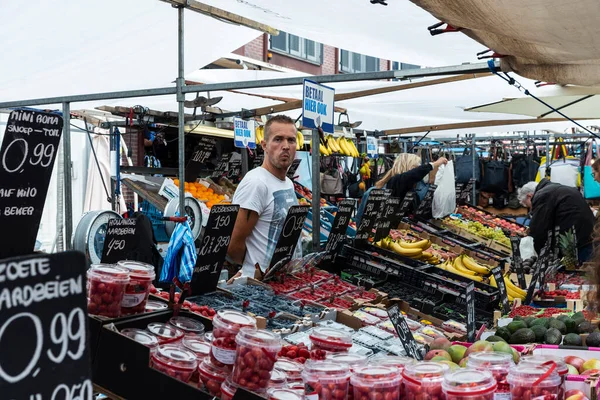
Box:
[585,331,600,347]
[564,318,577,334]
[548,319,567,335]
[543,328,562,345]
[507,320,528,334]
[577,321,595,334]
[530,318,550,328]
[495,327,512,342]
[563,333,583,346]
[524,317,537,327]
[486,335,506,343]
[530,325,547,343]
[509,328,536,344]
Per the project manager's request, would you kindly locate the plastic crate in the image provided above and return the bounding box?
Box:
[139,200,169,242]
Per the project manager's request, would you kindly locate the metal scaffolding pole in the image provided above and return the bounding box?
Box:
[177,5,186,214]
[312,129,321,251]
[62,102,73,249]
[471,135,477,206]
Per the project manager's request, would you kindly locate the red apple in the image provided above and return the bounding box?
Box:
[565,356,586,373]
[580,368,600,376]
[581,359,600,372]
[565,389,589,400]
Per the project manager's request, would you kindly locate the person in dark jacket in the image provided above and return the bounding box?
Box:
[517,179,594,261]
[355,154,447,225]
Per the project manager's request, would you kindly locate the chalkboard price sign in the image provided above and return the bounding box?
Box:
[286,159,302,180]
[185,137,217,182]
[492,265,510,315]
[355,189,388,248]
[387,304,423,360]
[227,159,242,181]
[264,205,310,281]
[398,192,417,219]
[510,236,527,288]
[100,218,137,263]
[374,197,401,242]
[458,179,475,206]
[455,182,466,205]
[211,154,230,179]
[466,281,476,342]
[0,109,63,259]
[415,184,437,219]
[252,151,264,170]
[0,251,92,400]
[323,199,355,261]
[191,204,240,294]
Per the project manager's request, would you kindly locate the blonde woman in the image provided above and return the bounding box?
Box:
[355,154,447,224]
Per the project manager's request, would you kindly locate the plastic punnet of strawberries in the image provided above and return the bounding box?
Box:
[442,369,497,400]
[278,344,311,364]
[351,365,402,400]
[231,328,282,393]
[507,364,561,400]
[301,360,351,400]
[209,310,257,369]
[467,351,514,395]
[402,362,449,400]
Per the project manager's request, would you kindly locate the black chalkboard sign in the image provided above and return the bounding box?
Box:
[185,137,217,182]
[387,304,423,360]
[458,179,475,206]
[252,151,264,170]
[510,236,526,288]
[455,182,466,205]
[286,159,302,180]
[100,218,137,263]
[374,197,401,242]
[492,265,510,315]
[323,199,355,261]
[211,154,230,179]
[0,109,63,259]
[264,205,310,281]
[191,204,240,294]
[0,251,91,399]
[227,159,242,181]
[465,281,476,342]
[415,184,437,219]
[355,189,388,248]
[233,388,264,400]
[524,236,552,305]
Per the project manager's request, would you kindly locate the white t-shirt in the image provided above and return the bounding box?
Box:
[232,167,301,277]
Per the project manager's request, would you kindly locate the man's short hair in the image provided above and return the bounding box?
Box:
[264,115,295,141]
[517,181,538,204]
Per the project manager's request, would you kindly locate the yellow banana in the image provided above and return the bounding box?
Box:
[398,239,431,250]
[390,242,423,258]
[490,275,524,299]
[375,240,384,248]
[446,264,484,282]
[462,255,491,275]
[348,139,359,157]
[504,276,527,297]
[453,256,478,276]
[256,126,264,143]
[421,251,433,259]
[319,144,330,156]
[338,137,350,156]
[297,131,304,149]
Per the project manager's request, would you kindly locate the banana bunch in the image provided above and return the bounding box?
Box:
[437,258,484,282]
[375,237,432,260]
[461,255,492,275]
[319,141,331,156]
[296,130,305,150]
[256,126,264,144]
[489,274,527,302]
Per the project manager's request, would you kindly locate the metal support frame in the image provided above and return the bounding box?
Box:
[177,5,186,214]
[312,129,321,251]
[62,102,73,249]
[545,136,551,168]
[471,135,477,206]
[240,149,249,177]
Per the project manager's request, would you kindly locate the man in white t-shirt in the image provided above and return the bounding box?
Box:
[228,115,300,277]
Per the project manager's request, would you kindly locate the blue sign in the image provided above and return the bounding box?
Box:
[233,118,256,149]
[302,79,335,134]
[366,136,378,158]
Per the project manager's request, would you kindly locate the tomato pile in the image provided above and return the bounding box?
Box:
[210,310,257,369]
[198,358,228,396]
[509,305,539,318]
[539,290,580,299]
[87,264,130,318]
[402,363,449,400]
[351,365,402,400]
[231,329,281,393]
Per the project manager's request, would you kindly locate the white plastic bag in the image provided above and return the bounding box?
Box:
[432,161,456,219]
[520,236,537,260]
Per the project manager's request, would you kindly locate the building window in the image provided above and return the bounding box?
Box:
[391,61,421,70]
[340,50,379,73]
[270,31,322,64]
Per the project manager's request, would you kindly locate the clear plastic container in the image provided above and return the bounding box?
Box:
[182,335,210,358]
[231,328,282,393]
[326,353,369,400]
[301,360,351,400]
[87,264,130,318]
[168,316,205,336]
[442,369,497,400]
[351,365,402,400]
[198,357,229,397]
[269,369,288,389]
[402,362,449,400]
[150,344,198,383]
[145,300,168,312]
[467,352,514,396]
[418,326,446,340]
[120,328,159,349]
[147,322,185,344]
[117,261,155,315]
[507,364,562,400]
[352,310,381,326]
[274,358,304,383]
[210,309,257,368]
[267,388,304,400]
[361,307,388,320]
[518,355,567,399]
[220,377,239,400]
[309,327,353,353]
[372,355,415,375]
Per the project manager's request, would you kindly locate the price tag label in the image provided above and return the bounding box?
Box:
[0,109,63,258]
[510,236,527,288]
[415,184,437,219]
[491,265,510,315]
[191,205,240,294]
[386,304,423,360]
[100,218,137,264]
[211,154,230,179]
[184,137,216,182]
[286,159,302,180]
[374,197,401,242]
[0,251,92,399]
[355,189,387,248]
[264,205,310,281]
[323,199,355,261]
[465,281,476,342]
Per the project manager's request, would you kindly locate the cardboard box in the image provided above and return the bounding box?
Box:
[335,309,363,330]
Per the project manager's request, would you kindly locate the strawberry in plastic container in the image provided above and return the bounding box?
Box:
[301,360,351,400]
[402,362,449,400]
[442,369,497,400]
